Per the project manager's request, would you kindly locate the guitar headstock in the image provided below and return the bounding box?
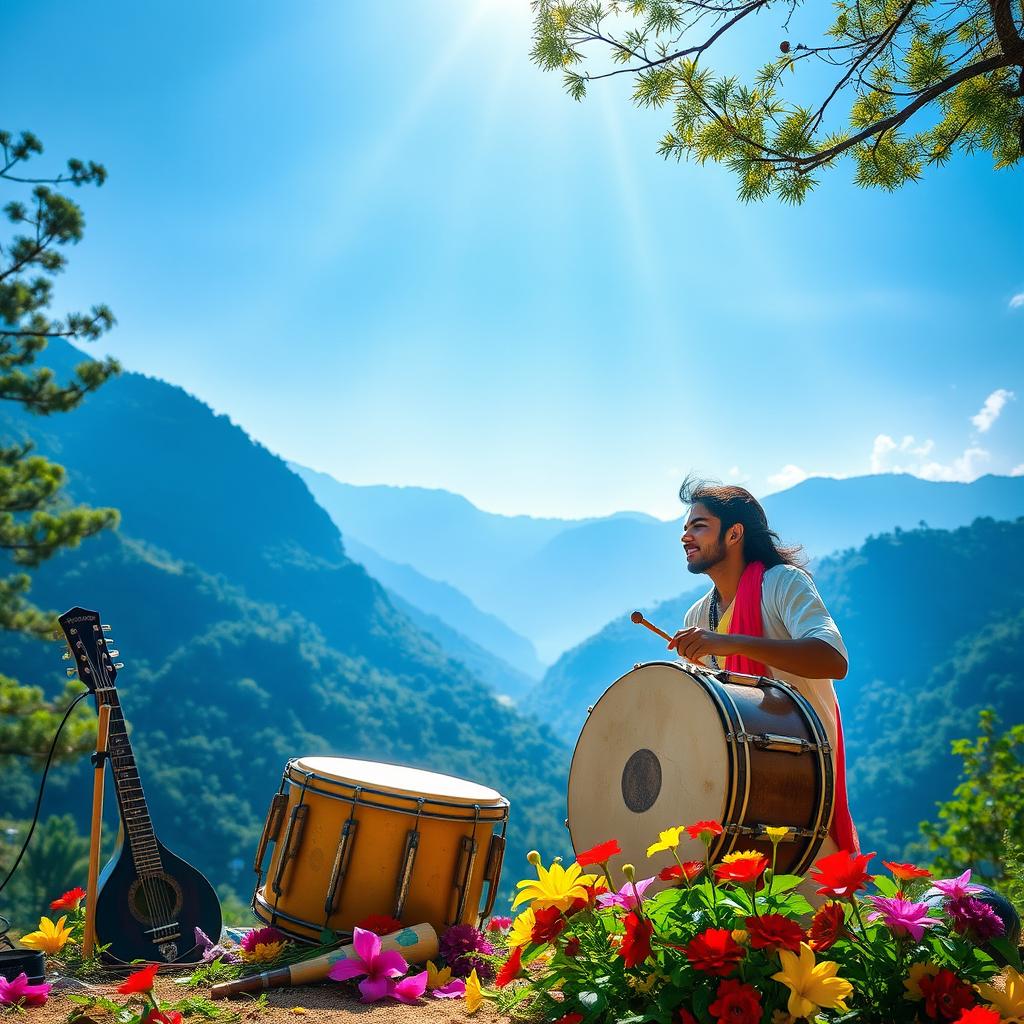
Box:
[57,606,122,692]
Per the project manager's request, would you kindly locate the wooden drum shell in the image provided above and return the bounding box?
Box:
[252,757,509,942]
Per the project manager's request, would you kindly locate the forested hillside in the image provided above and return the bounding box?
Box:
[0,342,571,914]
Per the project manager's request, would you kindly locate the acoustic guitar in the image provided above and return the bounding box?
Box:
[59,606,222,964]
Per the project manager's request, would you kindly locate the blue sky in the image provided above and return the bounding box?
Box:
[7,0,1023,519]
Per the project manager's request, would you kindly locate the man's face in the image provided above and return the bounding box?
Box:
[681,502,727,574]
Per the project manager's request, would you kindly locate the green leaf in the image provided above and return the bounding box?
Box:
[872,876,899,898]
[988,937,1023,971]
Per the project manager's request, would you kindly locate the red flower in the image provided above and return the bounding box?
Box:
[883,860,932,882]
[684,928,745,977]
[745,913,806,953]
[531,905,567,944]
[143,1012,183,1024]
[708,978,763,1024]
[576,839,621,867]
[49,886,86,912]
[713,853,769,885]
[660,861,705,884]
[495,945,522,989]
[678,1011,699,1024]
[564,935,581,958]
[810,849,876,899]
[352,913,404,935]
[118,963,160,994]
[618,912,654,969]
[568,882,609,915]
[552,1015,584,1024]
[919,968,976,1022]
[809,901,846,951]
[686,820,723,842]
[956,1009,1000,1024]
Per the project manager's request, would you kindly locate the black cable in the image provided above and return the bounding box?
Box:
[0,689,92,898]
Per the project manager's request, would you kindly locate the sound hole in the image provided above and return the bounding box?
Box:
[621,748,662,813]
[128,875,182,925]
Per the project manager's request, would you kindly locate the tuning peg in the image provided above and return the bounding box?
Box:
[113,662,124,670]
[62,650,73,661]
[66,667,79,678]
[101,625,112,632]
[106,649,120,658]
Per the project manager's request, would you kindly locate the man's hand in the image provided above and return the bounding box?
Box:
[668,627,734,663]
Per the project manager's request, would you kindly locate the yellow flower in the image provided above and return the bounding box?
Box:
[241,940,288,963]
[511,858,596,911]
[426,960,452,991]
[507,907,536,948]
[903,961,941,1001]
[627,972,660,994]
[977,966,1024,1019]
[646,826,686,858]
[20,915,73,955]
[765,826,791,843]
[731,929,749,946]
[464,968,483,1014]
[721,849,764,864]
[771,942,853,1019]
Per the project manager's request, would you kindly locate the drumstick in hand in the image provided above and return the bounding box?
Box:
[630,611,674,644]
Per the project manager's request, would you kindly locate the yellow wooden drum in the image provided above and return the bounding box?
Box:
[252,757,509,942]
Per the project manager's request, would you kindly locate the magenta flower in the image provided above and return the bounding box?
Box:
[0,972,51,1008]
[931,869,983,902]
[596,875,656,911]
[946,897,1006,942]
[240,925,287,953]
[432,979,467,999]
[328,927,411,1002]
[388,970,428,1004]
[438,923,495,979]
[867,895,942,941]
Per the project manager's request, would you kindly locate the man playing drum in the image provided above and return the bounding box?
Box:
[668,476,858,879]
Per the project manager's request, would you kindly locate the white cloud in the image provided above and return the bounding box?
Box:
[1011,464,1024,477]
[727,465,751,484]
[1010,293,1024,309]
[916,446,991,482]
[870,434,934,473]
[767,464,809,489]
[971,389,1015,433]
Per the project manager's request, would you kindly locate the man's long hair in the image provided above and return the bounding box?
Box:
[679,474,806,570]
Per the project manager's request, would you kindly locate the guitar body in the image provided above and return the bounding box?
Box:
[94,836,223,964]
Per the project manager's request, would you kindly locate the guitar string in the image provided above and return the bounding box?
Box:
[84,633,175,939]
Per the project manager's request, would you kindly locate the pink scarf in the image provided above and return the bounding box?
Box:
[723,561,860,854]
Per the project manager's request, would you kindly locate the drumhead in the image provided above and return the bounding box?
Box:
[293,756,504,806]
[568,662,730,877]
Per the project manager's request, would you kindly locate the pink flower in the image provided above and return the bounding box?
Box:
[240,925,287,952]
[486,916,512,932]
[432,979,467,999]
[0,972,51,1008]
[867,895,941,941]
[946,897,1006,942]
[596,875,656,911]
[388,970,428,1004]
[328,927,412,1002]
[931,869,983,902]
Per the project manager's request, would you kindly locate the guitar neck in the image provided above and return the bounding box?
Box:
[96,686,164,877]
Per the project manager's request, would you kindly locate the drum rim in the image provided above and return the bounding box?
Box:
[286,757,509,816]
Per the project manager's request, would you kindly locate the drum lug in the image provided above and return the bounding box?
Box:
[253,792,287,880]
[479,834,506,921]
[448,835,479,926]
[271,803,308,897]
[324,817,359,917]
[393,828,421,921]
[729,731,816,755]
[586,706,593,714]
[564,818,569,829]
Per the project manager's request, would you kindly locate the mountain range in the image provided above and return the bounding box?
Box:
[296,464,1024,663]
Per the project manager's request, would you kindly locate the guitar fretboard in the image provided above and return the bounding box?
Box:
[97,686,164,878]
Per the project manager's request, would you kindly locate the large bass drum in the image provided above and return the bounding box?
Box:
[567,662,833,878]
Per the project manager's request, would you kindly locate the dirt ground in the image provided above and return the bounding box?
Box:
[30,974,494,1024]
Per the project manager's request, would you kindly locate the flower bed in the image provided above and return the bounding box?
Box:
[466,822,1024,1024]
